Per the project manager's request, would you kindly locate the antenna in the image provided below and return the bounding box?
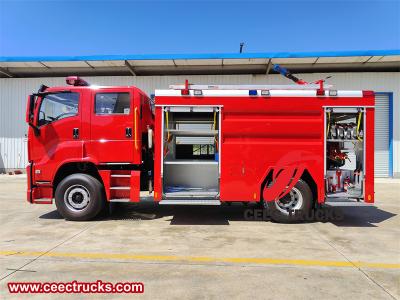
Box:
[239,42,244,53]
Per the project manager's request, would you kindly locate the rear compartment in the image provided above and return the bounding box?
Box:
[161,106,220,200]
[325,107,366,200]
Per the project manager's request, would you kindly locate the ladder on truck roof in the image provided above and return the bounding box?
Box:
[169,65,334,93]
[169,83,333,90]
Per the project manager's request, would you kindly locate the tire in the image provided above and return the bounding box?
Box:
[266,179,312,223]
[55,173,105,221]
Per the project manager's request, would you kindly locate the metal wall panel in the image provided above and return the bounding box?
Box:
[374,94,390,177]
[0,72,398,177]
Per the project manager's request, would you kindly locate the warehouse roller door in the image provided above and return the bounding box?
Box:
[374,93,392,177]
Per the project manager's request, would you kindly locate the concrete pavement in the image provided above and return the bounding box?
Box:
[0,174,399,299]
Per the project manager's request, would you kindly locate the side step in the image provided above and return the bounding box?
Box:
[159,199,221,205]
[109,198,131,203]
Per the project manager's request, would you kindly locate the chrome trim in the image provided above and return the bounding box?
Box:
[109,198,131,203]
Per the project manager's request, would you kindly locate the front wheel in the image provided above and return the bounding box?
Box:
[55,173,105,221]
[266,179,312,223]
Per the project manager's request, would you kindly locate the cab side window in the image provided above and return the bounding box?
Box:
[95,93,130,115]
[38,92,79,127]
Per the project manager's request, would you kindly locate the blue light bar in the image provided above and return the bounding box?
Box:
[249,90,258,96]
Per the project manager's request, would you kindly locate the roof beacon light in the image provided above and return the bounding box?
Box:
[249,90,257,96]
[66,76,89,86]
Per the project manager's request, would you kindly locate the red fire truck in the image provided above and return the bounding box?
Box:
[25,76,375,222]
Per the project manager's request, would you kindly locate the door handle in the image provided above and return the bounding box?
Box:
[125,127,132,138]
[73,128,79,139]
[134,107,138,150]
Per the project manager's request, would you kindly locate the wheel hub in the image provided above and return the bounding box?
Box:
[72,193,83,203]
[64,185,90,211]
[275,187,303,214]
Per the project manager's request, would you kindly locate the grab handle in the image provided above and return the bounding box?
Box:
[134,107,138,150]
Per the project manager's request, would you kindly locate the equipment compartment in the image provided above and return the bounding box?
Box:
[325,108,365,199]
[162,107,220,199]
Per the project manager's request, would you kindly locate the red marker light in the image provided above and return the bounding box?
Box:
[66,76,89,86]
[66,78,76,85]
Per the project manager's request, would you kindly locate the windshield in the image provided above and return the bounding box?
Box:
[38,92,79,126]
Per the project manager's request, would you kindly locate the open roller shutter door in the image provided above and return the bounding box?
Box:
[374,93,390,177]
[176,123,214,145]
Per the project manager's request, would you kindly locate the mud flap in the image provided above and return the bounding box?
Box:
[26,163,33,203]
[130,170,140,202]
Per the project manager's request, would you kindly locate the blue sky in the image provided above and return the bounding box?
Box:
[0,0,399,57]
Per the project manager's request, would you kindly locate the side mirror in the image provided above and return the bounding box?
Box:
[147,126,153,149]
[26,95,35,123]
[25,94,40,135]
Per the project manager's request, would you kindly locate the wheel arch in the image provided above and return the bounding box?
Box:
[52,162,103,196]
[260,167,317,206]
[300,169,318,207]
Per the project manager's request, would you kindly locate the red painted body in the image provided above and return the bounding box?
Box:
[154,93,375,203]
[26,80,375,207]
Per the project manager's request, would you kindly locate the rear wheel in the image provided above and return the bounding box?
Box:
[266,179,312,223]
[55,173,105,221]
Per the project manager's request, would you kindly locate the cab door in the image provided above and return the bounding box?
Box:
[30,91,82,181]
[90,89,140,164]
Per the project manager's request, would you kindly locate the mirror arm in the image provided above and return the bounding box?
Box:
[28,123,40,136]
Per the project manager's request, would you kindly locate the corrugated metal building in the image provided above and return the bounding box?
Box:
[0,50,399,177]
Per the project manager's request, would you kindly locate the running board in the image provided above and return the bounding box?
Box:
[109,198,131,203]
[159,199,221,205]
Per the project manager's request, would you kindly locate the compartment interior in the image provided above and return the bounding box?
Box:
[162,107,220,199]
[325,108,365,199]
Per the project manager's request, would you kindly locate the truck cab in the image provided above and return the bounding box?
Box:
[26,77,154,220]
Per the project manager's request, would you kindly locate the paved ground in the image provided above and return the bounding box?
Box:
[0,174,399,299]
